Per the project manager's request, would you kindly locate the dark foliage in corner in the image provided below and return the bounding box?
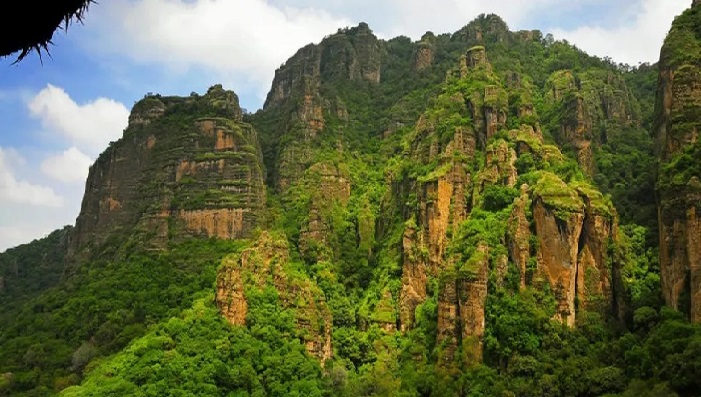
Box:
[0,0,94,63]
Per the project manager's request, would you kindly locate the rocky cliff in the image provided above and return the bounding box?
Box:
[69,85,266,259]
[654,2,701,323]
[544,69,640,175]
[61,17,635,372]
[259,23,379,190]
[395,47,622,365]
[216,232,333,361]
[3,13,686,396]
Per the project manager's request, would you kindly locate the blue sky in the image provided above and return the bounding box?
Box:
[0,0,689,251]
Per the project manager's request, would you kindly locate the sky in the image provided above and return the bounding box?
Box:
[0,0,690,252]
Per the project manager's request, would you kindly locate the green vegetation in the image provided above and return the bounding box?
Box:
[0,227,70,312]
[2,10,701,397]
[61,297,325,397]
[0,239,247,395]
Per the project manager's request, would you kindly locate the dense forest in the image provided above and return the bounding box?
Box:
[1,4,700,397]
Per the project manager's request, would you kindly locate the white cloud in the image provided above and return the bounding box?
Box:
[552,0,688,66]
[40,147,92,184]
[0,147,64,208]
[0,84,130,251]
[81,0,687,108]
[0,225,55,253]
[86,0,352,93]
[28,84,129,155]
[379,0,560,39]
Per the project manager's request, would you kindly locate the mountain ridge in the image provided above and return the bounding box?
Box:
[1,9,700,397]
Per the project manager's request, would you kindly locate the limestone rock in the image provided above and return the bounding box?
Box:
[452,14,510,44]
[532,197,584,327]
[465,46,488,69]
[458,244,489,364]
[261,23,380,190]
[531,172,620,326]
[400,222,428,331]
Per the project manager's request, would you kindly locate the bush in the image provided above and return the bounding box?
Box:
[482,185,519,212]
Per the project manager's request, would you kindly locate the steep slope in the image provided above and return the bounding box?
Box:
[4,11,701,397]
[390,47,621,367]
[70,85,265,261]
[0,86,267,395]
[654,2,701,323]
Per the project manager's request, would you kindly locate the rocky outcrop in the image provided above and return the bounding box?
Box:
[435,244,489,365]
[400,47,504,361]
[397,45,620,365]
[478,139,518,190]
[399,221,428,331]
[216,232,333,361]
[507,185,531,289]
[69,85,265,258]
[297,162,352,261]
[414,32,435,70]
[532,190,584,326]
[263,22,381,108]
[400,130,473,329]
[319,22,381,85]
[545,70,640,175]
[260,23,379,190]
[409,65,621,331]
[457,47,508,149]
[459,244,489,363]
[531,173,619,326]
[452,14,510,44]
[654,4,701,322]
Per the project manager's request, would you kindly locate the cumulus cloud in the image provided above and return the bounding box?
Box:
[28,84,129,155]
[0,85,130,250]
[86,0,352,90]
[552,0,688,66]
[40,147,93,184]
[379,0,560,38]
[81,0,686,107]
[0,147,64,208]
[0,225,56,252]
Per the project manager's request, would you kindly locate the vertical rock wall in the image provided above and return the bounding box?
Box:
[654,3,701,322]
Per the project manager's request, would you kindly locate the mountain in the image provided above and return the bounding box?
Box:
[1,7,700,397]
[654,1,701,324]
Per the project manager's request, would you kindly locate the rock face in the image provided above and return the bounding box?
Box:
[654,5,701,322]
[414,32,435,70]
[399,47,498,363]
[298,162,352,261]
[508,185,531,289]
[452,14,510,44]
[396,47,623,366]
[216,232,333,361]
[531,175,619,326]
[69,85,265,258]
[544,70,639,175]
[261,23,380,190]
